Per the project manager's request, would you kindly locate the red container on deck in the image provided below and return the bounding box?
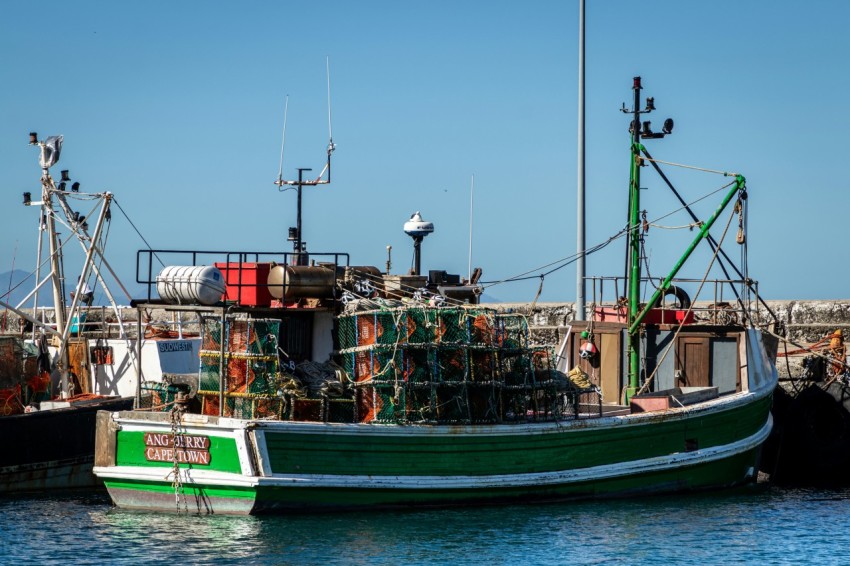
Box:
[214,262,272,307]
[643,308,695,325]
[592,307,694,325]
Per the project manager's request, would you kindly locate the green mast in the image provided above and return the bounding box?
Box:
[622,78,743,402]
[623,77,674,402]
[625,77,644,402]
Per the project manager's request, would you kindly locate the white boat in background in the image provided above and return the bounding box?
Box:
[0,134,199,492]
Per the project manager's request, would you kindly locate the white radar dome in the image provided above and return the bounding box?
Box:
[403,211,434,238]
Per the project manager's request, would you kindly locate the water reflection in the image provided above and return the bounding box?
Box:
[89,507,263,563]
[2,487,850,565]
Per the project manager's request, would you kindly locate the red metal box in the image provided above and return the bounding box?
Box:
[213,262,272,307]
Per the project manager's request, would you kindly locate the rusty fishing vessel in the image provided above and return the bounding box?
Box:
[92,77,777,514]
[0,134,136,491]
[0,135,202,492]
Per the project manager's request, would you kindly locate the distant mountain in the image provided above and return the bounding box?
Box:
[0,270,45,308]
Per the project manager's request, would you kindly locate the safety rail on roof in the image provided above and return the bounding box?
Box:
[135,249,351,309]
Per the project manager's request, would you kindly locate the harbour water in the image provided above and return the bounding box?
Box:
[2,486,848,565]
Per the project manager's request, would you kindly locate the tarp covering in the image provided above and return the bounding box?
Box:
[38,135,63,169]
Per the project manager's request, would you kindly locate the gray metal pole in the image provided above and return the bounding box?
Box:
[135,311,142,408]
[576,0,586,321]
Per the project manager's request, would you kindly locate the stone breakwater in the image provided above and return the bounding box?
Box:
[489,300,850,379]
[489,300,850,342]
[5,300,847,378]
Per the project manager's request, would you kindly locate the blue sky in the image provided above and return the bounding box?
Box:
[2,1,849,304]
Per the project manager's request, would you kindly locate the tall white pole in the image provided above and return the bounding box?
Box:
[576,0,587,321]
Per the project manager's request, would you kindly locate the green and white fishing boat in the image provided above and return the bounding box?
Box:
[93,77,778,514]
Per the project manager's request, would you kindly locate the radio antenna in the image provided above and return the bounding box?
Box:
[274,59,337,264]
[277,95,289,187]
[326,56,334,150]
[468,174,474,281]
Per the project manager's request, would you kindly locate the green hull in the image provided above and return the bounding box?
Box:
[103,445,763,515]
[95,388,773,515]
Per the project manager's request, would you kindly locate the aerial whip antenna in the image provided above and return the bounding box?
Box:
[274,59,337,265]
[277,95,289,188]
[326,56,334,153]
[468,174,474,282]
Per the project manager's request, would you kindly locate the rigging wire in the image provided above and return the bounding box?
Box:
[2,241,17,330]
[636,200,739,396]
[640,156,738,177]
[648,182,733,225]
[641,148,766,323]
[480,178,739,292]
[480,227,629,288]
[112,197,166,268]
[89,214,112,305]
[326,56,334,146]
[277,94,289,186]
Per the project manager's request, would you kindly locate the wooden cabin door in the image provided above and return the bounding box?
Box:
[675,336,710,388]
[68,339,91,394]
[567,324,623,403]
[599,333,621,402]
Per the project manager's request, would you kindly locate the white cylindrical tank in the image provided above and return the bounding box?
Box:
[156,265,225,305]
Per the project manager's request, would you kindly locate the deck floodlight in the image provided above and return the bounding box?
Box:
[29,132,38,144]
[71,182,80,192]
[662,118,674,134]
[61,170,70,182]
[23,192,31,205]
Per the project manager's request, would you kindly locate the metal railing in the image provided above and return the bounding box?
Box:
[585,275,762,326]
[136,249,351,308]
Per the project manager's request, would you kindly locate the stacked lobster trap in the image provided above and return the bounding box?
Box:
[171,306,592,424]
[198,317,287,419]
[338,305,579,424]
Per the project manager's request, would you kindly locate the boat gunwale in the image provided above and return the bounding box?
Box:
[106,378,772,440]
